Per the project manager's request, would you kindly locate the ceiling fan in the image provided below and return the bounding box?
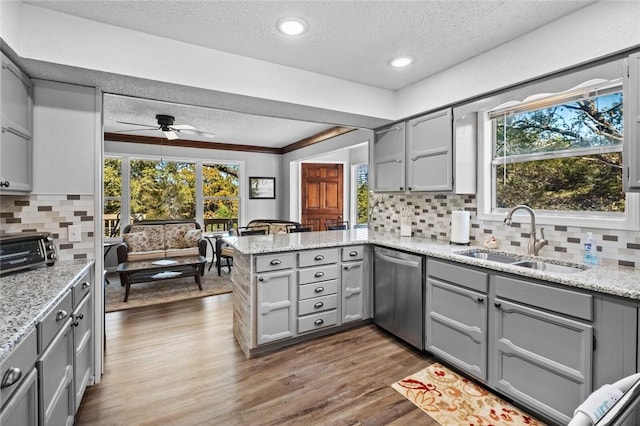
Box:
[116,114,216,140]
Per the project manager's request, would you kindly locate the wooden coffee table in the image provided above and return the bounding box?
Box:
[116,255,207,302]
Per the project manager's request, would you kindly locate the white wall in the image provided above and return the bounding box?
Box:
[32,80,98,194]
[283,129,372,222]
[105,140,282,225]
[396,1,640,118]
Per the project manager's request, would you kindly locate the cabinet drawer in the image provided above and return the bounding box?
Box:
[255,253,295,273]
[72,276,91,307]
[342,245,364,262]
[429,259,488,293]
[495,275,592,321]
[298,310,337,333]
[0,328,36,407]
[298,294,338,316]
[299,279,338,300]
[38,291,72,352]
[298,264,338,285]
[298,248,338,267]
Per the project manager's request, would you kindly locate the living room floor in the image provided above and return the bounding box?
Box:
[75,294,436,425]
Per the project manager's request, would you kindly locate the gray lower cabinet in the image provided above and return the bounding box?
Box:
[341,246,365,323]
[255,253,296,345]
[72,280,93,412]
[0,329,38,425]
[37,294,74,426]
[297,248,339,334]
[426,260,488,381]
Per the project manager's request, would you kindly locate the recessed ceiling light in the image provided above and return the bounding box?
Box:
[278,17,307,36]
[390,56,414,68]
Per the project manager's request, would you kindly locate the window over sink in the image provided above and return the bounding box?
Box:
[475,58,638,230]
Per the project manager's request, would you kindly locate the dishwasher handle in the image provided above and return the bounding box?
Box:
[375,251,421,268]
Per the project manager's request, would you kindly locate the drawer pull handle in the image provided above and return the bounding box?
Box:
[270,259,281,266]
[349,251,358,257]
[314,272,325,278]
[477,297,484,303]
[314,319,324,326]
[258,277,264,282]
[82,281,90,289]
[494,302,501,308]
[56,310,69,321]
[314,255,324,261]
[314,287,324,293]
[314,302,324,309]
[1,367,22,388]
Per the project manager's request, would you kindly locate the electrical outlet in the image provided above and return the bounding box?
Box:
[68,225,81,242]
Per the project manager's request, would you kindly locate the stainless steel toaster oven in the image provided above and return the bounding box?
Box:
[0,232,57,274]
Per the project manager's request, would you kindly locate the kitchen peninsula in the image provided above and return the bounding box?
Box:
[227,228,640,425]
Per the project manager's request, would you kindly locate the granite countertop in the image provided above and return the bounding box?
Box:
[226,229,640,301]
[0,260,94,363]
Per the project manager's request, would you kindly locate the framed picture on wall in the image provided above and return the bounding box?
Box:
[249,177,276,199]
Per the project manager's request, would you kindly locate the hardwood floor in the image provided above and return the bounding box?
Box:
[75,294,437,425]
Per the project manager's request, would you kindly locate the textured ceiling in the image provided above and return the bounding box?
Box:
[23,0,598,147]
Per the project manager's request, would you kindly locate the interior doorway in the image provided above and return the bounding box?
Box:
[300,163,344,231]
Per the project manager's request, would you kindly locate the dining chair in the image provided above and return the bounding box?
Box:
[325,219,349,230]
[287,224,313,233]
[238,226,268,236]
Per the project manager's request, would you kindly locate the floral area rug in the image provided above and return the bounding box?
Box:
[392,363,546,425]
[105,270,233,312]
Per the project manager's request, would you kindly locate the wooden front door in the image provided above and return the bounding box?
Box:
[301,163,344,231]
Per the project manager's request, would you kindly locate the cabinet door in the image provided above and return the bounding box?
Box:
[0,368,38,426]
[341,261,364,323]
[426,278,487,381]
[73,291,93,412]
[624,53,640,191]
[37,318,74,426]
[256,270,295,345]
[1,53,33,192]
[406,108,452,192]
[372,122,405,191]
[492,298,592,425]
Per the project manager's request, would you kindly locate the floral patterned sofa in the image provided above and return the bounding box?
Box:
[116,220,207,272]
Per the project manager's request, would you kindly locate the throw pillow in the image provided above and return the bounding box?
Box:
[130,225,165,251]
[182,229,202,248]
[164,223,196,249]
[123,231,149,252]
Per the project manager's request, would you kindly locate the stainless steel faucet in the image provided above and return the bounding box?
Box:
[367,195,383,227]
[504,205,547,256]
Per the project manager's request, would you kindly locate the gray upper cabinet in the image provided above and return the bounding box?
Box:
[624,52,640,191]
[0,52,33,193]
[372,122,405,191]
[406,109,453,192]
[371,108,454,192]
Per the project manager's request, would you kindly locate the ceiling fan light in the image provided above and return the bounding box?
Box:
[163,130,178,140]
[278,17,307,36]
[390,56,414,68]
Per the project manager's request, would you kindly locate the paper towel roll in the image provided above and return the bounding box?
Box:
[451,210,470,244]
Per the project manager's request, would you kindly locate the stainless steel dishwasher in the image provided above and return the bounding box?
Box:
[373,246,425,350]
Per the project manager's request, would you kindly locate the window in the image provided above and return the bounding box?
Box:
[352,163,369,226]
[203,163,240,231]
[130,159,196,220]
[103,157,122,238]
[475,68,639,230]
[490,87,624,213]
[102,156,241,237]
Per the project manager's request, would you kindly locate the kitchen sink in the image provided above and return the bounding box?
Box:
[457,249,586,274]
[511,260,587,274]
[457,249,521,264]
